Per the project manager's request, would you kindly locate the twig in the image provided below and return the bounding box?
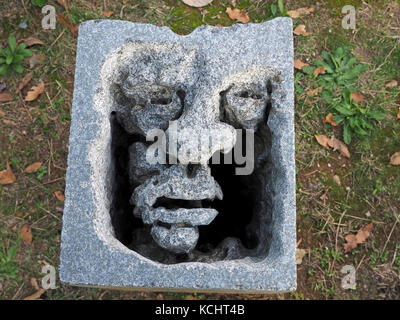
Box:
[330,210,347,274]
[380,220,398,258]
[49,29,66,47]
[375,45,396,71]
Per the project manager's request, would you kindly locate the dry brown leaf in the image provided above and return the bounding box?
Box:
[306,87,323,97]
[294,59,309,70]
[385,80,398,88]
[333,174,341,186]
[293,24,309,36]
[183,0,213,7]
[287,7,314,18]
[397,107,400,120]
[25,81,45,102]
[16,72,33,94]
[20,223,33,245]
[314,134,330,148]
[315,135,351,158]
[0,109,5,118]
[226,7,250,23]
[54,190,65,202]
[0,162,16,185]
[344,222,373,253]
[23,289,45,300]
[57,14,79,38]
[328,136,351,158]
[296,248,307,264]
[0,92,13,102]
[24,162,42,173]
[350,92,365,103]
[313,66,326,77]
[103,11,114,17]
[28,54,45,69]
[30,277,40,291]
[389,152,400,165]
[322,113,338,126]
[21,37,44,47]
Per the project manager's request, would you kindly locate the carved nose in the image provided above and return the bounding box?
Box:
[165,116,236,164]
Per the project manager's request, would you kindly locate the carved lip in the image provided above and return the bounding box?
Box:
[146,207,218,227]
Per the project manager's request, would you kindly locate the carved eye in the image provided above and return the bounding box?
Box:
[220,85,269,131]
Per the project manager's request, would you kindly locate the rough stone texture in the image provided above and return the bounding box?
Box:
[60,18,296,293]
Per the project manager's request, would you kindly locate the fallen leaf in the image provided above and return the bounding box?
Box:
[397,107,400,120]
[315,134,330,148]
[328,136,351,158]
[30,277,40,291]
[306,87,323,97]
[344,222,373,253]
[389,152,400,165]
[16,72,33,94]
[287,7,314,18]
[293,24,309,36]
[54,190,65,202]
[24,162,42,173]
[25,81,45,102]
[2,119,16,126]
[0,92,13,102]
[385,80,398,88]
[20,223,33,245]
[294,59,309,70]
[350,92,365,103]
[315,135,351,158]
[28,54,45,68]
[322,113,338,126]
[23,289,45,300]
[333,174,341,186]
[183,0,213,7]
[296,248,307,264]
[226,7,250,23]
[313,66,326,77]
[20,36,44,47]
[0,162,16,185]
[103,11,114,17]
[57,14,79,38]
[0,110,5,118]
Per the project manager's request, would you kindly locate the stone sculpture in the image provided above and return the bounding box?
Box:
[112,41,280,254]
[60,18,297,292]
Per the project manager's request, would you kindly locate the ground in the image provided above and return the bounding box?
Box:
[0,0,399,300]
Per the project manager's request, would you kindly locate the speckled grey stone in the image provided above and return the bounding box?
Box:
[60,18,296,293]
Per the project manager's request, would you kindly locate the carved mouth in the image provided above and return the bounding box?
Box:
[153,197,214,210]
[146,197,218,228]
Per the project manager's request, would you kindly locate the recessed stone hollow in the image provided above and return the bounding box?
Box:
[108,80,274,264]
[60,19,296,292]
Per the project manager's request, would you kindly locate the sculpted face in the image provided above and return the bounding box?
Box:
[112,42,279,255]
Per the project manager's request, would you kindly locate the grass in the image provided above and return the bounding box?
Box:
[0,0,399,300]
